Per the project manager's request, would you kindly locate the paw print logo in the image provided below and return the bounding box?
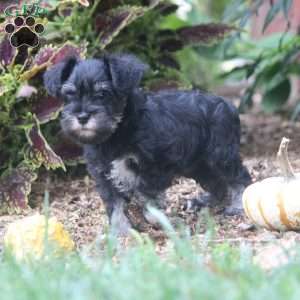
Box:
[5,16,44,48]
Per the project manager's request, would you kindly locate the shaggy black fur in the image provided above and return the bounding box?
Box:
[44,54,251,236]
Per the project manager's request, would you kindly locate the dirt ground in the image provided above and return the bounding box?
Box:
[2,113,300,265]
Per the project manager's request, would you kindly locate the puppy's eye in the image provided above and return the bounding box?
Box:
[95,90,109,98]
[61,83,77,97]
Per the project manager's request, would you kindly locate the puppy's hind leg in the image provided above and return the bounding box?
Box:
[198,100,251,215]
[187,164,228,212]
[223,160,251,216]
[201,157,251,215]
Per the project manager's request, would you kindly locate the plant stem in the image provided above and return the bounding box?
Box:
[277,137,295,180]
[88,0,101,18]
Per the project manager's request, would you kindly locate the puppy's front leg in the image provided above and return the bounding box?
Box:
[95,174,132,236]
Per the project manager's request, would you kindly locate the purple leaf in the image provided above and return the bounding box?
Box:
[31,96,64,124]
[20,46,56,80]
[58,6,73,17]
[21,43,86,81]
[31,43,85,67]
[0,163,37,212]
[50,43,86,64]
[177,23,236,45]
[96,11,131,47]
[95,7,146,48]
[53,132,83,163]
[97,0,122,11]
[25,119,66,171]
[95,14,112,33]
[159,39,183,52]
[0,0,16,14]
[156,3,178,15]
[158,55,180,69]
[157,29,176,38]
[32,46,56,66]
[0,36,16,66]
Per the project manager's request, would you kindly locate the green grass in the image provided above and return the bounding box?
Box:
[2,229,300,300]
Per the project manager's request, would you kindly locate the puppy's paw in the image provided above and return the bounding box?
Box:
[223,206,244,216]
[184,192,214,212]
[110,208,133,237]
[224,184,246,216]
[142,207,162,229]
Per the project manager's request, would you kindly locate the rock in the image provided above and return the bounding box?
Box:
[237,223,256,231]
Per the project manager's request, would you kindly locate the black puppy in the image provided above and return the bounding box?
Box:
[44,54,251,235]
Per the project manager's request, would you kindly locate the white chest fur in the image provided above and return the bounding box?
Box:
[107,155,140,193]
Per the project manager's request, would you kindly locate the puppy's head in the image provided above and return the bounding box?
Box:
[43,54,147,144]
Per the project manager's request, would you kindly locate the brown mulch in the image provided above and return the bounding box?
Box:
[1,113,300,255]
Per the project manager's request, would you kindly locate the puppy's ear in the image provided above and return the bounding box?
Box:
[105,54,148,94]
[43,57,78,97]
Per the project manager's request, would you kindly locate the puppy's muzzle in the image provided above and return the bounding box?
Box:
[77,112,90,125]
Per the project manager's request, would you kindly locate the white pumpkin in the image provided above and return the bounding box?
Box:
[243,137,300,231]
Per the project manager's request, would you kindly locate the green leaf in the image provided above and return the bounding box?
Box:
[263,72,287,93]
[263,0,286,33]
[223,0,247,23]
[262,79,291,113]
[282,0,293,19]
[159,14,188,30]
[239,85,255,112]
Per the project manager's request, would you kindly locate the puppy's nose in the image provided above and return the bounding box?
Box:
[77,112,90,125]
